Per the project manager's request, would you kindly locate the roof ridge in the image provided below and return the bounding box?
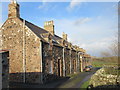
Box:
[20,18,49,33]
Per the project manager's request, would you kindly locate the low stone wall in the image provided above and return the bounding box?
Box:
[89,68,120,87]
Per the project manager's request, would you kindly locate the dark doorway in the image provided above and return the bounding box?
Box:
[58,59,63,76]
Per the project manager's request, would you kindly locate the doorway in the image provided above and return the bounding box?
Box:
[58,59,63,76]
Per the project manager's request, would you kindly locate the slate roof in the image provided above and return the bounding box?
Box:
[20,18,63,47]
[54,35,62,40]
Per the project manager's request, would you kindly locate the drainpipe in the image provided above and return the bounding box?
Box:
[63,48,65,76]
[40,40,43,84]
[23,19,26,83]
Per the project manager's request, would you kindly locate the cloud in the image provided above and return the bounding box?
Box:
[54,16,117,57]
[70,0,81,9]
[38,2,57,11]
[38,2,48,10]
[67,0,85,11]
[79,37,114,56]
[74,17,92,25]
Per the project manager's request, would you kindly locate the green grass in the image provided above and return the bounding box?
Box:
[92,57,118,68]
[92,60,117,68]
[92,61,105,67]
[81,80,90,89]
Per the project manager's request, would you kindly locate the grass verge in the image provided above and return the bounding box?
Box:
[81,80,90,89]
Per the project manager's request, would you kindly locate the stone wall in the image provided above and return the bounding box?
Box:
[1,18,42,83]
[71,50,77,74]
[64,48,70,75]
[24,25,41,84]
[1,18,25,82]
[89,68,120,88]
[42,42,63,83]
[52,45,63,76]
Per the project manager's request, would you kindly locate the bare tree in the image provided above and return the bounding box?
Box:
[101,31,118,63]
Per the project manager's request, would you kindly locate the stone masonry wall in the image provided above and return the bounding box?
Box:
[90,68,120,87]
[71,50,77,74]
[1,18,24,82]
[24,25,41,84]
[65,48,70,75]
[42,42,63,83]
[1,18,42,83]
[52,45,63,76]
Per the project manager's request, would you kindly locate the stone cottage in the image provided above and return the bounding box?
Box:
[0,0,91,84]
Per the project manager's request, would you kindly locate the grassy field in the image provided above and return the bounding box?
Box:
[81,80,90,88]
[91,57,118,68]
[92,61,106,67]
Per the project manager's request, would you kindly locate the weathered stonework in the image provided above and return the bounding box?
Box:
[1,18,25,82]
[64,48,70,75]
[90,67,119,88]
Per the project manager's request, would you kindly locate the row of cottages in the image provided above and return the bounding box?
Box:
[0,1,91,84]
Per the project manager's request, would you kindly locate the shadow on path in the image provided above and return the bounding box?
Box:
[9,77,70,88]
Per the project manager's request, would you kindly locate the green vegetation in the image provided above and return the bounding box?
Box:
[92,57,118,68]
[81,80,90,89]
[92,60,106,67]
[104,67,120,75]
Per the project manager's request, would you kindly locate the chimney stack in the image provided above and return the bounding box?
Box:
[8,0,20,18]
[62,32,67,41]
[44,20,55,35]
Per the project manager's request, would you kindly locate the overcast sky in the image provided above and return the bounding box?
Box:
[1,1,118,57]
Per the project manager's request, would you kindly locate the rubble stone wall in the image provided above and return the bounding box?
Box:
[1,18,25,82]
[65,48,70,75]
[42,43,63,83]
[24,25,41,83]
[1,18,42,83]
[90,68,120,87]
[71,50,77,74]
